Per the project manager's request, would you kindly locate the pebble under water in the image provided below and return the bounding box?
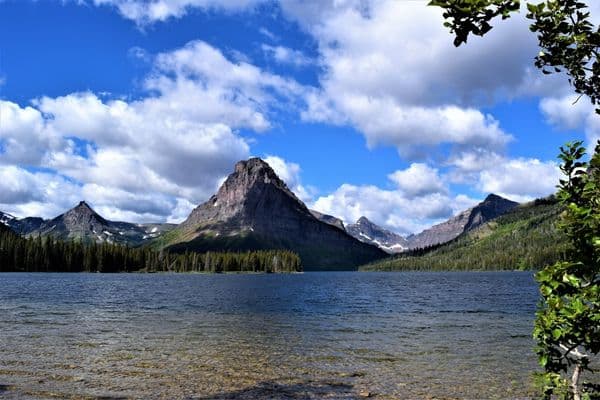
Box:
[0,271,542,399]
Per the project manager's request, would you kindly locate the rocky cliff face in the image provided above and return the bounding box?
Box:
[28,201,174,245]
[406,194,519,249]
[346,217,408,254]
[164,158,386,269]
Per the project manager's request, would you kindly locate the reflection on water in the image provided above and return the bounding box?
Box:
[0,272,539,399]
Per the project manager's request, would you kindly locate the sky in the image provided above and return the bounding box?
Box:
[0,0,598,235]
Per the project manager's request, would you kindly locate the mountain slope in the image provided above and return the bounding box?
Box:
[28,201,175,246]
[0,211,45,235]
[346,217,408,253]
[157,158,386,270]
[406,194,519,249]
[310,210,345,231]
[361,197,566,271]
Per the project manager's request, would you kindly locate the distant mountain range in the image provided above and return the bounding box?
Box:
[404,194,519,249]
[337,194,519,253]
[1,202,175,246]
[361,197,564,271]
[0,157,528,269]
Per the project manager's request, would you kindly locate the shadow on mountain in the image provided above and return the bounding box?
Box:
[0,384,9,393]
[194,380,368,399]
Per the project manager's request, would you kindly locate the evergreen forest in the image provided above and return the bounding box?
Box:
[0,224,302,273]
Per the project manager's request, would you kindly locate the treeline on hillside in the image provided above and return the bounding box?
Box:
[0,226,301,273]
[362,199,568,271]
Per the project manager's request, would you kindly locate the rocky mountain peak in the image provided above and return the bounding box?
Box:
[20,201,174,245]
[463,193,519,232]
[184,157,308,228]
[406,193,519,249]
[346,216,408,254]
[64,201,106,222]
[228,158,282,187]
[72,201,95,213]
[356,216,372,226]
[484,193,504,202]
[217,158,299,202]
[54,201,108,230]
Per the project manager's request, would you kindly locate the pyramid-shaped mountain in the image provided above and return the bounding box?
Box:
[30,201,174,245]
[162,158,386,269]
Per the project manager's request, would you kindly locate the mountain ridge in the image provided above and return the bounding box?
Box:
[6,201,176,246]
[346,216,408,253]
[361,197,564,271]
[405,193,519,249]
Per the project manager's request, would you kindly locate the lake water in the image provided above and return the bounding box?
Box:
[0,272,540,399]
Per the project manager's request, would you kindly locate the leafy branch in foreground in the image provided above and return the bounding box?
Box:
[533,141,600,400]
[429,0,600,114]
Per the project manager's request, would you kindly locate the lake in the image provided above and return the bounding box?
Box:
[0,272,539,399]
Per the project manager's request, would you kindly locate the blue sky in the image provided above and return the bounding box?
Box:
[0,0,598,234]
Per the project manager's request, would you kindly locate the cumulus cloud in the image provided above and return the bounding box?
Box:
[292,0,540,159]
[91,0,262,24]
[311,154,561,234]
[304,102,512,157]
[540,94,600,147]
[312,184,467,235]
[0,100,66,166]
[70,0,570,160]
[388,163,447,199]
[477,158,560,202]
[0,166,82,218]
[263,155,315,202]
[261,44,313,67]
[308,161,462,234]
[0,40,307,222]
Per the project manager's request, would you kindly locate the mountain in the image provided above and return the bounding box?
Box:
[310,210,345,231]
[0,211,44,234]
[346,217,408,254]
[362,197,564,271]
[406,194,519,249]
[28,201,175,246]
[157,158,386,270]
[0,211,16,229]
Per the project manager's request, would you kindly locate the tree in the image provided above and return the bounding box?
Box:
[428,1,600,398]
[534,141,600,400]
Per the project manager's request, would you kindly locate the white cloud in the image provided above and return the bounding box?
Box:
[0,166,82,218]
[259,27,278,41]
[293,0,540,159]
[308,160,460,234]
[304,102,512,156]
[264,155,315,202]
[311,153,561,234]
[0,100,67,166]
[312,184,464,235]
[540,94,600,147]
[261,44,313,67]
[477,158,560,202]
[91,0,262,24]
[388,163,446,199]
[0,40,308,222]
